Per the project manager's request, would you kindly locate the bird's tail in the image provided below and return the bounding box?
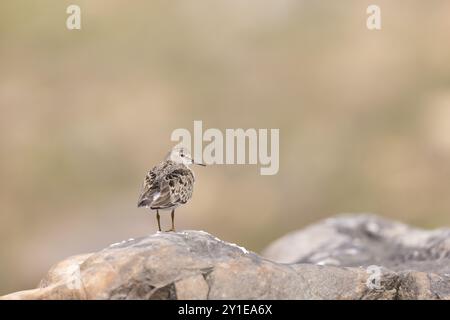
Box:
[137,197,152,208]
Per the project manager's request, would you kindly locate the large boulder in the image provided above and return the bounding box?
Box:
[1,215,449,299]
[262,214,450,299]
[263,214,450,273]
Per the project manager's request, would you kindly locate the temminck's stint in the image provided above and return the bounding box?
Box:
[137,146,205,232]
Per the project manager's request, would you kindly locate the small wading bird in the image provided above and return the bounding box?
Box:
[137,146,206,232]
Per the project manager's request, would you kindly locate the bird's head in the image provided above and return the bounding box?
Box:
[166,146,206,167]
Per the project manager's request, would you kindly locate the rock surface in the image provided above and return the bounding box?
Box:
[2,214,450,299]
[263,214,450,299]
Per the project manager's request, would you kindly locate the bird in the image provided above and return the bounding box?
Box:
[137,146,206,232]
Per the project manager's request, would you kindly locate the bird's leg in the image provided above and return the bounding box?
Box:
[156,210,161,232]
[165,209,176,232]
[171,209,176,231]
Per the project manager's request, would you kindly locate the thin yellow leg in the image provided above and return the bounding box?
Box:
[156,210,161,231]
[165,209,176,232]
[171,209,175,231]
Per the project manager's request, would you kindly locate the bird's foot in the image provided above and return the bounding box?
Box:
[164,228,176,232]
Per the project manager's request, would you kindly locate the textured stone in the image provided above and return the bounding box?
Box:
[1,215,450,300]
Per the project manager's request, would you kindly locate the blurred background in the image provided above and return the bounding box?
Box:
[1,0,450,295]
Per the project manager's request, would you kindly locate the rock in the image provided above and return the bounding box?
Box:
[262,214,450,299]
[262,214,450,271]
[0,230,370,300]
[1,215,450,300]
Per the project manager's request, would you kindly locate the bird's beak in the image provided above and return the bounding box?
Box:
[191,158,206,166]
[194,162,206,166]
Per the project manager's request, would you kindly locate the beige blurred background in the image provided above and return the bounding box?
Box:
[1,0,450,295]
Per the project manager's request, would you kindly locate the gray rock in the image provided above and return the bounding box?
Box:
[1,215,449,299]
[263,214,450,271]
[263,214,450,299]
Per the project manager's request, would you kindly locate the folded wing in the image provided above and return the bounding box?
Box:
[149,167,195,209]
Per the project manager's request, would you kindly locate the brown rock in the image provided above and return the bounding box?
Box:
[2,215,449,299]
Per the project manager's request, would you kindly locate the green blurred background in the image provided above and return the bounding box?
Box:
[1,0,450,295]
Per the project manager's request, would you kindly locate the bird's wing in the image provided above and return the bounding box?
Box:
[137,167,159,207]
[150,167,194,209]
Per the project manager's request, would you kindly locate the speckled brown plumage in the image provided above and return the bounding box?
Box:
[137,146,204,232]
[137,160,195,210]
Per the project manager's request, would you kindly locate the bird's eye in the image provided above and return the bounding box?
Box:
[181,154,184,157]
